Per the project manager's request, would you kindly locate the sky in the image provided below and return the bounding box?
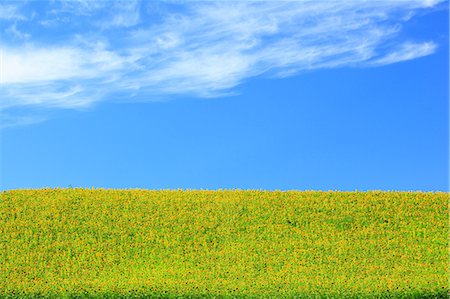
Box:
[0,0,448,191]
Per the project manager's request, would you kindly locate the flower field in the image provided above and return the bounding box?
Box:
[0,189,448,298]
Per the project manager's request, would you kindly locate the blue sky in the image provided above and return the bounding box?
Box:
[0,0,448,191]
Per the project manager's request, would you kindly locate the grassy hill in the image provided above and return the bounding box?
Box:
[0,189,447,298]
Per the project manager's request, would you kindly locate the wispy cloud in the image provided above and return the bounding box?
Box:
[0,3,26,21]
[100,0,141,28]
[5,23,30,40]
[0,0,445,127]
[369,41,438,66]
[49,0,106,17]
[1,44,131,85]
[0,112,46,129]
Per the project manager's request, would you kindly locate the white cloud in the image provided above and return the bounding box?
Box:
[50,0,106,16]
[421,0,444,7]
[0,113,46,129]
[0,3,26,21]
[5,23,30,40]
[105,0,141,28]
[369,41,438,66]
[1,45,133,85]
[0,0,445,127]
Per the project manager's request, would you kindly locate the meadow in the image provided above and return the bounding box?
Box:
[0,189,448,298]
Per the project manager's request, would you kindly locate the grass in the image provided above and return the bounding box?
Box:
[0,189,448,298]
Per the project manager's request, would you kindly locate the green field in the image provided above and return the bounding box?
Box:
[0,189,448,298]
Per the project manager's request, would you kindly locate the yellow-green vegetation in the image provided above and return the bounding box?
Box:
[0,189,448,298]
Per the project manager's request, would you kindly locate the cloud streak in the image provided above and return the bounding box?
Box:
[369,41,438,66]
[0,3,26,21]
[0,0,445,127]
